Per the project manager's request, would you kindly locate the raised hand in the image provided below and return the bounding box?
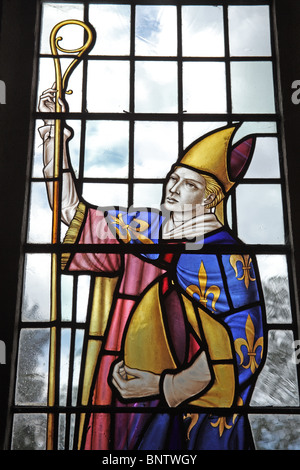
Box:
[38,83,66,124]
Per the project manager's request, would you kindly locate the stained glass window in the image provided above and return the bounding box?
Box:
[8,0,300,451]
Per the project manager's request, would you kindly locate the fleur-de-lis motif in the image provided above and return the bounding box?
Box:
[229,254,256,289]
[183,413,199,440]
[210,416,233,437]
[110,213,153,244]
[210,397,243,437]
[186,261,220,311]
[235,314,263,374]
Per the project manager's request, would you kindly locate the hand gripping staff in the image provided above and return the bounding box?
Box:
[47,20,94,450]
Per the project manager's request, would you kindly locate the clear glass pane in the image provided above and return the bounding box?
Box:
[11,414,47,450]
[135,61,178,113]
[133,183,163,210]
[69,414,76,448]
[89,4,131,55]
[231,62,275,114]
[257,255,292,323]
[84,121,129,178]
[250,415,300,450]
[76,275,90,322]
[244,137,280,179]
[72,330,84,405]
[15,329,50,405]
[228,6,272,57]
[236,184,285,244]
[27,182,52,244]
[134,121,178,178]
[40,3,84,55]
[22,254,51,322]
[61,275,73,322]
[27,181,68,243]
[82,183,128,207]
[226,195,232,229]
[57,414,76,450]
[87,60,130,112]
[37,59,56,111]
[37,58,83,113]
[251,330,299,407]
[183,62,227,113]
[66,120,81,178]
[183,121,227,149]
[182,6,224,57]
[32,124,45,178]
[60,329,71,406]
[135,5,177,56]
[232,121,278,145]
[58,414,66,450]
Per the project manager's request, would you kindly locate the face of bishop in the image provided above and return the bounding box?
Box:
[163,166,215,221]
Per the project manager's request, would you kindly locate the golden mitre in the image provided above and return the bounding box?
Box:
[178,125,238,193]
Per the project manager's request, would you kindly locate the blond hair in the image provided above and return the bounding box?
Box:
[201,174,225,209]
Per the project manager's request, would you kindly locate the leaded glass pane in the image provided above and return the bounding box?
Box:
[27,182,52,244]
[76,276,90,323]
[135,61,178,113]
[11,414,47,450]
[66,120,82,178]
[135,5,177,56]
[236,184,285,244]
[182,5,224,57]
[87,60,130,112]
[183,62,227,113]
[231,61,276,114]
[40,3,84,55]
[21,254,51,322]
[15,329,49,405]
[134,121,178,178]
[183,122,227,148]
[228,5,272,57]
[249,415,300,450]
[61,275,73,322]
[244,137,280,178]
[60,328,71,406]
[84,121,129,178]
[82,182,128,207]
[251,330,299,407]
[72,330,84,406]
[133,183,163,209]
[257,255,292,323]
[89,4,131,55]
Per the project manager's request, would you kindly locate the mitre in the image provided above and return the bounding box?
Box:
[177,124,255,193]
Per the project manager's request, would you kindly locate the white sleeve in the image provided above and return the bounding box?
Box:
[39,124,79,226]
[162,351,211,407]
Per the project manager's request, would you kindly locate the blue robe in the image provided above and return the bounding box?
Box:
[105,208,266,450]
